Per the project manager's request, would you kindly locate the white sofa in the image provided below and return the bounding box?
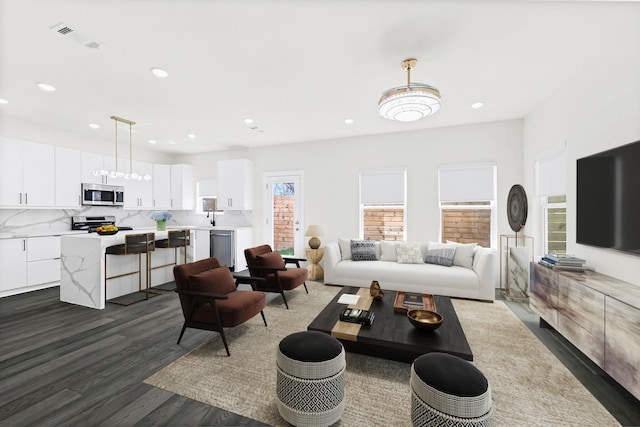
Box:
[323,240,495,301]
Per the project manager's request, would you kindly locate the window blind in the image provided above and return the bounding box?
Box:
[360,169,406,204]
[439,163,496,202]
[537,145,566,197]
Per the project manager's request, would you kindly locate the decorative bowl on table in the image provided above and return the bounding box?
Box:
[407,309,443,331]
[96,226,119,235]
[96,230,118,235]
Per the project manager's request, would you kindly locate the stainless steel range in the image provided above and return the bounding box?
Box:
[71,215,133,233]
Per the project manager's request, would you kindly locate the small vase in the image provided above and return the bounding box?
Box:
[156,220,166,231]
[370,280,384,300]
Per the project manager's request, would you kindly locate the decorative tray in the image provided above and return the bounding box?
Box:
[96,230,118,235]
[393,291,436,313]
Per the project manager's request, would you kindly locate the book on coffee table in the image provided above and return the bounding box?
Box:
[394,291,436,312]
[403,292,423,307]
[339,308,375,325]
[337,294,360,305]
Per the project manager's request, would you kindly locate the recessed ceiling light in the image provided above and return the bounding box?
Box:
[187,133,196,139]
[0,98,8,104]
[148,139,157,144]
[88,123,100,129]
[37,82,56,92]
[168,140,176,145]
[344,118,354,125]
[150,67,169,78]
[471,102,485,109]
[244,118,254,124]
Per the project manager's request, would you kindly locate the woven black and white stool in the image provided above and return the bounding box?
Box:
[410,352,492,427]
[276,331,346,427]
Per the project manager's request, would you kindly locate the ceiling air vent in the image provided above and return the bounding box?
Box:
[57,26,73,35]
[49,22,105,50]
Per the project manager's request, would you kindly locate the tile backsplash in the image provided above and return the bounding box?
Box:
[0,206,253,234]
[0,207,252,235]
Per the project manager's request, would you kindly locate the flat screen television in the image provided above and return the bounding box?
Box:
[576,139,640,255]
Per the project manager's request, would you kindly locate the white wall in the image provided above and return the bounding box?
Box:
[179,119,523,250]
[522,39,640,287]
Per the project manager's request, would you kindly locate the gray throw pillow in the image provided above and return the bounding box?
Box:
[350,239,378,261]
[425,247,456,267]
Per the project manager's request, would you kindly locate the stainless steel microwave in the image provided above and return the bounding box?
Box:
[81,183,125,206]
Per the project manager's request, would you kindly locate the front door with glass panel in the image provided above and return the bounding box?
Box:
[264,172,303,257]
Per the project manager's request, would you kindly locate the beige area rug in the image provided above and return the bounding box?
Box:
[145,282,619,426]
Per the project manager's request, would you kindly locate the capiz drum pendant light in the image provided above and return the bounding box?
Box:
[378,58,441,122]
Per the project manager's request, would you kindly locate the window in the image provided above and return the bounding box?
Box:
[536,144,566,254]
[272,182,295,255]
[359,168,406,241]
[196,179,217,215]
[438,163,496,248]
[543,195,567,253]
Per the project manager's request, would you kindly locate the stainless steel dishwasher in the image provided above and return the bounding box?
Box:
[210,229,235,271]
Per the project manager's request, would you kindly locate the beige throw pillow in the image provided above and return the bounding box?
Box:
[396,243,424,264]
[446,240,477,269]
[380,240,400,262]
[338,238,352,260]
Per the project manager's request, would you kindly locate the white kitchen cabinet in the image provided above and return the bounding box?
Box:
[27,235,60,260]
[217,159,253,210]
[55,146,82,207]
[0,238,27,292]
[124,160,153,209]
[170,164,194,210]
[234,227,253,270]
[81,152,120,185]
[194,229,211,261]
[0,137,55,207]
[152,164,172,209]
[0,236,61,295]
[23,141,55,206]
[0,138,23,206]
[81,152,105,184]
[27,236,61,286]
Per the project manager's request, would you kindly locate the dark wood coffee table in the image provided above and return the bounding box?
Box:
[307,286,473,363]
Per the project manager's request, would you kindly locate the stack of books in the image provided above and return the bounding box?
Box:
[539,253,588,271]
[403,292,425,308]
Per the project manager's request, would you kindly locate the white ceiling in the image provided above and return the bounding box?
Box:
[1,0,638,155]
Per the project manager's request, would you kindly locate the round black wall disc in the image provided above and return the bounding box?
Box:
[507,184,528,232]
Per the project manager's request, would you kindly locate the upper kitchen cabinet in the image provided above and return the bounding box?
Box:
[81,152,119,185]
[124,160,153,209]
[217,159,253,210]
[170,164,194,210]
[55,146,82,208]
[0,137,55,207]
[152,164,172,209]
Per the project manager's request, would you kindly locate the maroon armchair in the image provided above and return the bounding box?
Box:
[173,257,267,356]
[244,244,308,309]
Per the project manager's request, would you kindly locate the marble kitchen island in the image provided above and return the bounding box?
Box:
[60,228,199,309]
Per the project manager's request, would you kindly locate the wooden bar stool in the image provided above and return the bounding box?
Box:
[152,229,190,291]
[104,232,158,305]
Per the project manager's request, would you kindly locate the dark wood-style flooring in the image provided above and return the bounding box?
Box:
[1,285,638,427]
